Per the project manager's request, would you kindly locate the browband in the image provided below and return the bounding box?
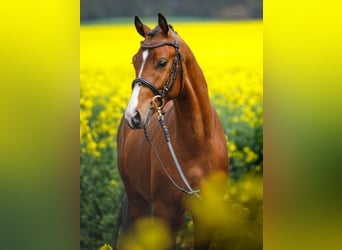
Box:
[140,41,179,49]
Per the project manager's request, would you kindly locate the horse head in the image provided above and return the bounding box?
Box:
[124,13,184,129]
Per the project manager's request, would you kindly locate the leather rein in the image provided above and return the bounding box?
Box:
[131,33,202,199]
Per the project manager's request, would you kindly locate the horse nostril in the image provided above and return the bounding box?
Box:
[132,111,141,128]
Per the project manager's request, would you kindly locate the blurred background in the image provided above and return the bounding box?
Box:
[81,0,262,23]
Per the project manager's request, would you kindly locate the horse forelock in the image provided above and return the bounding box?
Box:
[146,24,176,40]
[147,26,159,37]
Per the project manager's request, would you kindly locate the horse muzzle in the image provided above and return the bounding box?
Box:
[125,108,152,130]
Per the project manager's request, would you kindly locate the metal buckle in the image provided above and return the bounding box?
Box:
[151,95,165,109]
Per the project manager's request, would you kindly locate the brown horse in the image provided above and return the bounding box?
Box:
[117,14,228,249]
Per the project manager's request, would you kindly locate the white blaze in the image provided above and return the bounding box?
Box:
[138,50,149,77]
[124,50,149,125]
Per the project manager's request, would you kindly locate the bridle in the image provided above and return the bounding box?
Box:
[130,31,201,199]
[131,32,184,109]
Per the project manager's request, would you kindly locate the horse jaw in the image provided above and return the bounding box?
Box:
[124,107,152,130]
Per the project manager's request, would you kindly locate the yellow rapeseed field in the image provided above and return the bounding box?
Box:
[80,21,262,157]
[80,21,263,249]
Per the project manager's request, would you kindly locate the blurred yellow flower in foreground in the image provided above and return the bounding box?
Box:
[185,172,263,248]
[99,243,112,250]
[119,218,172,250]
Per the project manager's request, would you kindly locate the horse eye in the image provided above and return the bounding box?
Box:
[158,60,168,67]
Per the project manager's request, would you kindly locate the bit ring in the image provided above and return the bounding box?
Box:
[151,95,165,110]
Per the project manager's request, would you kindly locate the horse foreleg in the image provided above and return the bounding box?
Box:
[124,187,150,228]
[152,201,185,249]
[192,216,214,250]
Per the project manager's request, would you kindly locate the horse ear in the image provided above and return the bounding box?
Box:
[158,13,169,37]
[134,16,150,37]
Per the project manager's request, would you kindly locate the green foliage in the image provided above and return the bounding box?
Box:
[80,146,123,249]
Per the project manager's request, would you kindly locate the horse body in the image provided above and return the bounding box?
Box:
[117,14,228,249]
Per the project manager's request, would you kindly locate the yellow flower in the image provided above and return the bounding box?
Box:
[110,179,118,186]
[229,142,237,152]
[108,128,116,136]
[100,243,113,250]
[98,141,107,149]
[243,147,258,163]
[84,99,93,109]
[99,111,107,120]
[87,141,97,152]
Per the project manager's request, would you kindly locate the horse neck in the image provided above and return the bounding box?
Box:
[173,47,214,144]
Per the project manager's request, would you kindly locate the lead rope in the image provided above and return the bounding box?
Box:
[144,108,202,200]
